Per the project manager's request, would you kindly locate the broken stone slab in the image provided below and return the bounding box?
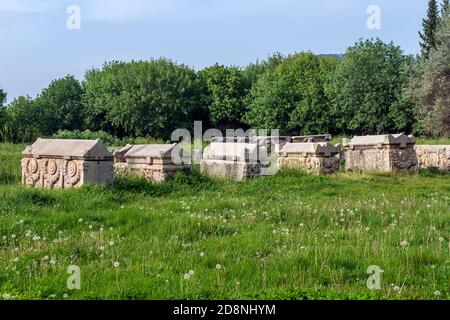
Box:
[291,134,332,143]
[114,144,190,182]
[113,144,133,163]
[415,145,450,172]
[212,135,291,147]
[278,142,341,174]
[21,138,114,188]
[343,133,418,172]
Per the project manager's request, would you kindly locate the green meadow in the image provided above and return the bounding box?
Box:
[0,143,448,300]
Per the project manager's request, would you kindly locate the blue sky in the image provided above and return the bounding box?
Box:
[0,0,430,102]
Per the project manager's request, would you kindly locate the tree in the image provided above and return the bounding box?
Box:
[408,13,450,137]
[198,64,248,129]
[3,96,43,143]
[0,88,6,141]
[326,39,415,135]
[244,52,335,134]
[35,75,85,135]
[242,53,285,87]
[82,59,200,140]
[442,0,449,16]
[420,0,439,59]
[0,88,5,106]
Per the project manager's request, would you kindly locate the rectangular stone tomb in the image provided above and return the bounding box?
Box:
[21,138,114,188]
[343,134,417,172]
[415,145,450,172]
[200,142,261,181]
[292,134,332,143]
[114,144,190,182]
[210,136,290,176]
[278,142,341,174]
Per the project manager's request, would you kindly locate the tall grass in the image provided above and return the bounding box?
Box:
[0,143,23,184]
[0,143,448,300]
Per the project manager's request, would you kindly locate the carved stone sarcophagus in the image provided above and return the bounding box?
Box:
[21,138,114,188]
[278,142,341,174]
[343,134,418,172]
[114,144,190,182]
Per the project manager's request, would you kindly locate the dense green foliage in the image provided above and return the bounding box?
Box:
[245,53,337,135]
[0,2,448,142]
[52,130,164,147]
[326,39,416,135]
[409,12,450,137]
[82,59,200,140]
[198,64,248,129]
[35,76,85,135]
[0,144,448,300]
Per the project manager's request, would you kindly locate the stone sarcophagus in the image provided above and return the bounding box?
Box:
[21,138,114,188]
[210,136,290,176]
[277,142,340,174]
[415,145,450,172]
[200,142,261,180]
[343,134,418,172]
[114,144,190,182]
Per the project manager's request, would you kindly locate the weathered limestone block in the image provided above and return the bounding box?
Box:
[292,134,332,143]
[278,142,340,174]
[211,136,290,176]
[343,134,417,172]
[21,138,114,188]
[114,144,190,182]
[201,142,261,180]
[415,145,450,172]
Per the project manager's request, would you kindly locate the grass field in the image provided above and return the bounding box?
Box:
[0,143,448,300]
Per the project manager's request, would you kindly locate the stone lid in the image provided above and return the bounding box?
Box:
[279,142,340,157]
[213,136,291,144]
[123,144,180,159]
[203,142,260,162]
[345,134,416,148]
[22,138,113,160]
[292,134,332,143]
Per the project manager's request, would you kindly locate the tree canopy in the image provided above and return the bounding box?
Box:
[82,59,200,140]
[409,13,450,137]
[326,39,415,135]
[244,52,337,135]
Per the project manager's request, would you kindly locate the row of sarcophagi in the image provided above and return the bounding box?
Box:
[20,134,449,188]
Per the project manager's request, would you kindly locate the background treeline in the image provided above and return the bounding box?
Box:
[0,1,448,143]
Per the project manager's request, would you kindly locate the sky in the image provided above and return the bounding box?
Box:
[0,0,431,103]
